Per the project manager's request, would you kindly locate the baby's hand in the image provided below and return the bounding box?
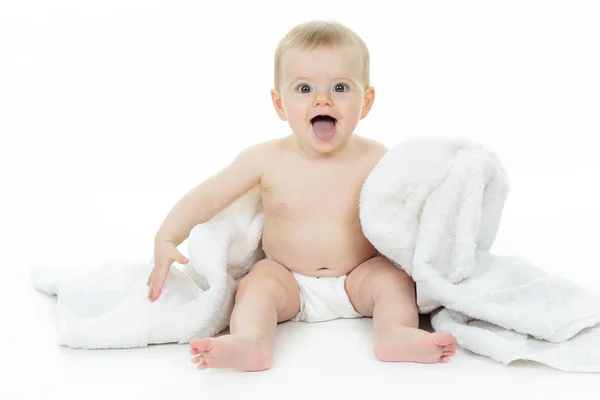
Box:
[147,239,189,301]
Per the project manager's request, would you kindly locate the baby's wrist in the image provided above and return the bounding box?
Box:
[154,232,176,245]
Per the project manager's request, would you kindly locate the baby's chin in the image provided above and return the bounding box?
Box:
[295,130,353,154]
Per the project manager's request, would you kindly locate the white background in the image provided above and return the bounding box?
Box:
[2,0,600,399]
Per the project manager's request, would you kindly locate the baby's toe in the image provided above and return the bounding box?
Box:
[190,338,213,353]
[442,345,456,359]
[431,332,456,347]
[190,354,204,365]
[196,361,207,370]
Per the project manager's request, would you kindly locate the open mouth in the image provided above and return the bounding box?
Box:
[310,115,337,125]
[310,115,337,141]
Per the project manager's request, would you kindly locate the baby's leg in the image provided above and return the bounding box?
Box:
[190,259,300,371]
[345,257,457,363]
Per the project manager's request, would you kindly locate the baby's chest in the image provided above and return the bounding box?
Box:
[262,172,362,217]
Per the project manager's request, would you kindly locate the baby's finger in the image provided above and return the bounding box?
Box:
[170,248,189,265]
[159,265,170,285]
[147,270,154,286]
[150,267,170,300]
[149,283,162,301]
[146,270,156,295]
[148,280,158,299]
[147,268,162,300]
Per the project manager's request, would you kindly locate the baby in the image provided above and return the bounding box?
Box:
[147,20,456,371]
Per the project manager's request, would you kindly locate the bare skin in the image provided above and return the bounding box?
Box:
[189,136,457,371]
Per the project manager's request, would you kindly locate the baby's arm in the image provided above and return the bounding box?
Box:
[155,143,267,245]
[147,142,269,301]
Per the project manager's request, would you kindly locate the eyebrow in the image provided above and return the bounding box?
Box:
[290,77,357,86]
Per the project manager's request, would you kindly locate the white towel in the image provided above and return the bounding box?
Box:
[31,187,264,348]
[360,138,600,372]
[31,138,600,372]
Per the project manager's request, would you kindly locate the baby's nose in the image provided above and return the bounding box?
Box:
[313,92,332,107]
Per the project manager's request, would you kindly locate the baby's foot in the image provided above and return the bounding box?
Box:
[374,327,457,363]
[189,334,272,371]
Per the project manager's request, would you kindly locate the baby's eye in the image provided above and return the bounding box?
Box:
[297,84,311,93]
[334,83,349,92]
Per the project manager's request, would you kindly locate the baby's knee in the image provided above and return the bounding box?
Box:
[237,266,271,294]
[369,258,413,289]
[235,260,300,319]
[235,260,291,299]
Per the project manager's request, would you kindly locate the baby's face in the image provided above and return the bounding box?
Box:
[271,46,374,154]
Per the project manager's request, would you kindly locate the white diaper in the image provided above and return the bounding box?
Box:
[290,272,362,323]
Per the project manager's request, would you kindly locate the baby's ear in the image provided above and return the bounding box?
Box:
[361,86,376,120]
[270,88,287,121]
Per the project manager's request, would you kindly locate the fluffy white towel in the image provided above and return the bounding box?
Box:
[31,138,600,372]
[360,138,600,372]
[31,187,264,348]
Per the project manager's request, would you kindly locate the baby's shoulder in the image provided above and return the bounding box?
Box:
[234,138,287,170]
[355,135,388,161]
[237,138,280,159]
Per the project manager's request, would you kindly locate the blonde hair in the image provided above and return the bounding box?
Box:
[273,20,370,90]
